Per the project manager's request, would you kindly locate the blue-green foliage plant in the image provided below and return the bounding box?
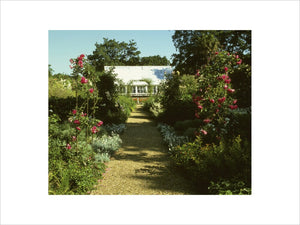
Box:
[91,134,122,156]
[103,123,126,135]
[157,123,189,154]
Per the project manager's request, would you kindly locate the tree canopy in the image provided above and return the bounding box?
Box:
[88,38,170,71]
[171,30,251,74]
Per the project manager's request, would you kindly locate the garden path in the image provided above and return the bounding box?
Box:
[91,105,196,195]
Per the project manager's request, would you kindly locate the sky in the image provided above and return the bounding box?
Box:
[48,30,177,75]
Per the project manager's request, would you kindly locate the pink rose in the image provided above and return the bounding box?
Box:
[72,109,77,114]
[209,99,215,103]
[69,65,73,69]
[233,99,237,104]
[197,105,203,110]
[237,59,242,65]
[70,59,74,64]
[89,88,94,93]
[91,126,98,134]
[200,129,207,135]
[225,79,231,84]
[218,97,226,104]
[224,85,228,89]
[74,120,80,125]
[76,127,81,131]
[97,121,103,127]
[227,88,235,93]
[203,118,211,123]
[224,67,228,72]
[81,76,88,84]
[72,136,76,141]
[66,144,72,149]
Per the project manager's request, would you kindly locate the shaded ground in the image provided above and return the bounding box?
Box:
[91,105,196,195]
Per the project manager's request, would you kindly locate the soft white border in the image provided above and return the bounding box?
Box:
[1,1,299,224]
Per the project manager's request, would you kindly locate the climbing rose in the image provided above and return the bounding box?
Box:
[70,59,74,64]
[78,60,83,68]
[91,126,98,134]
[200,129,207,135]
[69,65,73,69]
[224,67,228,72]
[74,120,80,125]
[72,109,77,114]
[66,144,72,149]
[72,136,76,141]
[225,79,231,84]
[195,111,200,118]
[197,105,203,110]
[237,59,242,65]
[236,55,239,59]
[81,76,88,84]
[224,85,228,89]
[81,112,87,117]
[209,99,215,103]
[233,99,237,104]
[97,121,103,127]
[80,54,85,58]
[218,97,226,104]
[229,105,238,110]
[227,88,235,93]
[203,118,211,123]
[215,52,219,55]
[76,127,81,131]
[89,88,94,93]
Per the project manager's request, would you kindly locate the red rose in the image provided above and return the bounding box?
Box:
[209,99,215,103]
[233,99,237,104]
[97,121,103,127]
[224,67,228,72]
[237,59,242,65]
[72,109,77,114]
[89,88,94,93]
[227,88,235,93]
[74,120,80,125]
[66,144,72,149]
[224,85,228,89]
[76,127,81,131]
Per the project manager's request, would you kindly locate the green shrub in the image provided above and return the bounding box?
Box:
[142,96,163,119]
[172,135,251,193]
[48,114,106,195]
[208,178,251,195]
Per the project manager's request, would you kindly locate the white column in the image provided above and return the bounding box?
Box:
[145,86,148,94]
[135,86,138,94]
[125,86,127,93]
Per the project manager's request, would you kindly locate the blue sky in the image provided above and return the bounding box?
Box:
[49,30,177,75]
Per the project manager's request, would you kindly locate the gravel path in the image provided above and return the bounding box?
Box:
[91,105,196,195]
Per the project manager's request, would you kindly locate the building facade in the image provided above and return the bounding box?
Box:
[104,66,173,98]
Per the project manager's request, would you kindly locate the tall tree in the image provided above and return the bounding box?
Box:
[88,38,141,71]
[171,31,220,74]
[140,55,170,65]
